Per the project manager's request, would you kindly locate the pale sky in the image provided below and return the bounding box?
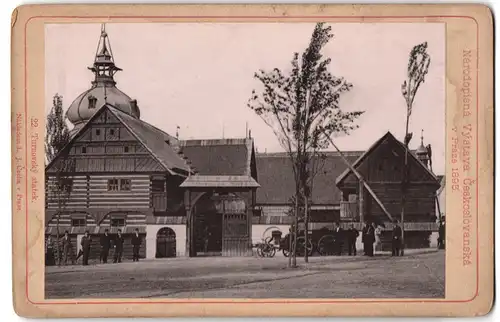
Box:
[45,23,445,174]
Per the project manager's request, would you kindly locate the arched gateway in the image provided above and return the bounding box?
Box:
[156,227,176,258]
[192,192,248,256]
[180,175,260,257]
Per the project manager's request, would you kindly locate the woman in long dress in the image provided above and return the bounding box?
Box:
[374,224,383,254]
[45,235,55,266]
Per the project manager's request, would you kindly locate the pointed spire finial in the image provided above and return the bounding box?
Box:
[88,24,122,86]
[420,129,424,145]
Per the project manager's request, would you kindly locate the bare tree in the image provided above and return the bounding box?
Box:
[45,94,75,265]
[400,42,431,255]
[249,23,364,267]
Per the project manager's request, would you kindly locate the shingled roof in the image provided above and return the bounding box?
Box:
[335,131,439,185]
[179,138,254,176]
[255,151,363,205]
[46,104,190,175]
[108,106,190,175]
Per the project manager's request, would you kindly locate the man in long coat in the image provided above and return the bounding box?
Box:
[100,229,112,264]
[438,217,446,249]
[113,229,125,263]
[332,222,343,256]
[131,228,142,262]
[391,220,403,256]
[80,230,92,266]
[347,224,359,256]
[362,221,375,256]
[61,231,75,265]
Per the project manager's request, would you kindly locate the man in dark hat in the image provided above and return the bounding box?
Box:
[332,222,343,256]
[61,230,75,265]
[362,221,375,256]
[347,223,359,256]
[131,228,142,262]
[113,229,125,263]
[391,220,403,256]
[80,230,92,266]
[100,229,111,264]
[438,217,445,249]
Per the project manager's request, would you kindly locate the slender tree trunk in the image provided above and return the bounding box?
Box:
[56,212,60,266]
[304,197,309,263]
[292,185,299,268]
[400,113,410,256]
[288,225,292,268]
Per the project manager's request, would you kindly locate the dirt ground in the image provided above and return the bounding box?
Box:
[45,249,445,299]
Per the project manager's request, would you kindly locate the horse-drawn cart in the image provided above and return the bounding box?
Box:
[254,226,338,258]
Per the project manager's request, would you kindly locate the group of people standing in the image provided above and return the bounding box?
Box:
[361,220,402,257]
[45,228,143,266]
[323,220,404,257]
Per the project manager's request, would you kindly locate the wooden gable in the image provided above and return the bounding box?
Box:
[342,133,437,185]
[46,107,166,174]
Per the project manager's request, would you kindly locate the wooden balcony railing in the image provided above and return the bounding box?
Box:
[340,201,358,219]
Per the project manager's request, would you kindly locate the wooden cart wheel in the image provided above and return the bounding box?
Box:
[266,244,276,258]
[256,244,265,257]
[317,235,336,256]
[296,236,313,256]
[282,249,290,257]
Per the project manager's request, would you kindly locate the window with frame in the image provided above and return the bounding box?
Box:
[109,129,115,136]
[151,179,165,192]
[71,218,86,227]
[110,218,125,227]
[60,178,73,193]
[96,129,101,136]
[120,179,131,191]
[88,95,97,109]
[81,146,87,154]
[107,179,119,191]
[124,146,129,153]
[107,178,131,191]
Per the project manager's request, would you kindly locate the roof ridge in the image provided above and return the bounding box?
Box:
[256,151,365,157]
[179,138,249,147]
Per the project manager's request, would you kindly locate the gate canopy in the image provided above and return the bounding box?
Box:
[180,175,259,188]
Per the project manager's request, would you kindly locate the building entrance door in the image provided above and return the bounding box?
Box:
[220,195,249,256]
[156,227,176,258]
[191,193,250,257]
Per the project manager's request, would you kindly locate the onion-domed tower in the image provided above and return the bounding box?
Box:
[416,129,430,168]
[66,24,140,135]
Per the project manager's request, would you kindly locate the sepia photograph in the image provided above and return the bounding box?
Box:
[43,22,446,299]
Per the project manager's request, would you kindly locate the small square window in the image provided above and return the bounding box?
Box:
[110,218,125,227]
[96,129,101,136]
[60,178,73,193]
[107,179,119,191]
[124,146,129,153]
[120,179,131,191]
[88,95,97,109]
[81,147,87,154]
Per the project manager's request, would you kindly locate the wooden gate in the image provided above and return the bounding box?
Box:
[156,227,176,258]
[220,196,250,256]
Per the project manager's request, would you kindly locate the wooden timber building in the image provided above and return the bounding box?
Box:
[45,27,442,260]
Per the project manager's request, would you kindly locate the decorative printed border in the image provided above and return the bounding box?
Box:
[20,14,479,305]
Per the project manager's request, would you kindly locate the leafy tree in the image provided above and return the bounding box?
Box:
[45,94,75,265]
[45,94,70,164]
[400,42,431,255]
[249,23,364,266]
